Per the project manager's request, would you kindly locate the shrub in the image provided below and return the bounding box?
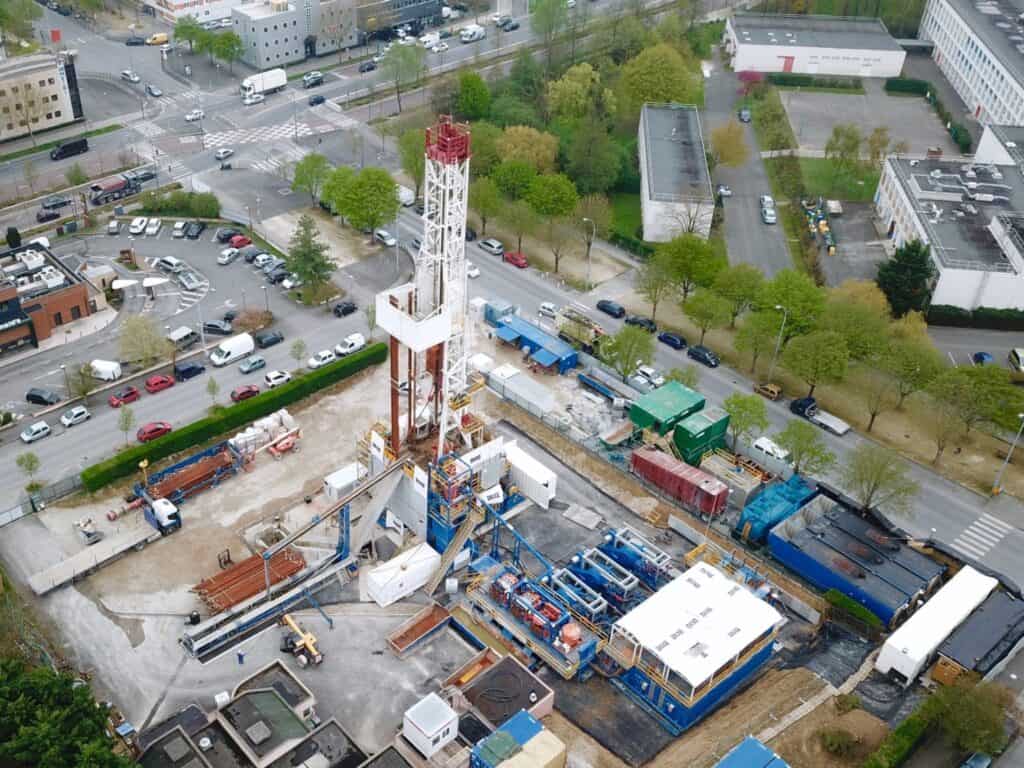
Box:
[835,693,862,714]
[862,704,934,768]
[950,123,972,153]
[609,232,654,259]
[819,728,857,757]
[767,73,861,90]
[80,343,387,491]
[884,77,930,95]
[825,589,884,628]
[139,190,221,218]
[928,304,1024,331]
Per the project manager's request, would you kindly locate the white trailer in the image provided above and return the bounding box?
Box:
[808,409,851,436]
[875,565,998,685]
[240,68,287,98]
[505,441,557,509]
[29,523,163,595]
[366,542,441,607]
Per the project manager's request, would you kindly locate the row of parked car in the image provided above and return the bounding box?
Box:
[593,299,721,368]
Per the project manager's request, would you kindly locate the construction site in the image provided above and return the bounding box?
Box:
[8,117,1023,768]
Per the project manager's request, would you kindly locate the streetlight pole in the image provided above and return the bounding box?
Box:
[766,304,788,384]
[993,413,1024,495]
[262,285,269,313]
[60,364,70,396]
[582,217,596,290]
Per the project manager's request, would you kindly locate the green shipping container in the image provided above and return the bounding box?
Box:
[629,381,705,436]
[673,406,729,464]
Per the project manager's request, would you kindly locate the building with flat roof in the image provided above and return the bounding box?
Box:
[0,51,84,142]
[725,13,905,77]
[637,103,714,242]
[932,590,1024,684]
[145,0,247,24]
[920,0,1024,127]
[874,137,1024,309]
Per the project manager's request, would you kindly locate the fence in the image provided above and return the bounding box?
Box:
[0,474,83,529]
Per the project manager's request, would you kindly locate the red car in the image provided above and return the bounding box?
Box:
[503,251,528,268]
[231,384,260,403]
[229,234,252,248]
[108,385,141,408]
[144,374,175,394]
[137,421,172,443]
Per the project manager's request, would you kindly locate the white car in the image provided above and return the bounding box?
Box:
[490,12,503,23]
[20,421,51,444]
[374,229,397,247]
[185,109,204,122]
[752,436,792,465]
[539,301,558,319]
[398,36,416,46]
[308,349,337,369]
[160,43,174,53]
[431,42,449,54]
[635,364,665,388]
[128,216,148,235]
[172,221,187,238]
[265,370,292,388]
[120,69,140,83]
[243,93,265,106]
[214,148,234,161]
[759,194,776,210]
[281,274,303,290]
[466,262,480,279]
[218,247,239,265]
[145,218,162,236]
[254,253,274,268]
[60,406,91,427]
[567,0,576,7]
[335,332,367,357]
[717,184,732,198]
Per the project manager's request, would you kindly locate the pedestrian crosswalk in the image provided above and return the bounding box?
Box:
[134,121,166,139]
[251,144,306,175]
[310,105,359,131]
[204,122,317,149]
[951,513,1015,560]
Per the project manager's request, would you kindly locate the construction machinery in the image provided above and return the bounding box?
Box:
[280,613,323,666]
[556,305,605,354]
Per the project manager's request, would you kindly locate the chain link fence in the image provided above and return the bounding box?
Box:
[0,475,83,528]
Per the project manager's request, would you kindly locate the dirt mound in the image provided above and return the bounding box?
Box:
[770,698,890,768]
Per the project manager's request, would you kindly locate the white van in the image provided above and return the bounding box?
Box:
[90,359,123,381]
[167,326,200,350]
[397,185,416,207]
[209,332,255,367]
[751,436,792,465]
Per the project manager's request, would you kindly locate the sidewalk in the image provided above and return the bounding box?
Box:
[0,307,118,372]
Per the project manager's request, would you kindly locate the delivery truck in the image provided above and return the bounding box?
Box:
[240,68,287,99]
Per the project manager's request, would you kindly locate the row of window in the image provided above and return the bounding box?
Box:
[0,77,57,97]
[4,110,63,130]
[1,94,61,113]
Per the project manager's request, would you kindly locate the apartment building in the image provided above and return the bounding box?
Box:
[0,52,84,144]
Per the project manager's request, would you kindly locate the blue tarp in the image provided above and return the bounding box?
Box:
[495,325,521,343]
[715,737,789,767]
[497,316,578,374]
[531,348,559,368]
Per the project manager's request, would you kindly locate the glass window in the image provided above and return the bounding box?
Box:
[54,110,61,117]
[71,305,81,320]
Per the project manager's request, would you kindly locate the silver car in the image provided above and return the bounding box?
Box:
[178,271,204,291]
[60,405,91,427]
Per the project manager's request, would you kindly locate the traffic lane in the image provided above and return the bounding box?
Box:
[928,325,1021,368]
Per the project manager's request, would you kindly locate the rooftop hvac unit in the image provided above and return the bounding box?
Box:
[17,249,46,271]
[270,0,289,9]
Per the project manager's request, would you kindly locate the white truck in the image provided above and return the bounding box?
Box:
[460,24,486,43]
[210,333,255,367]
[240,68,287,99]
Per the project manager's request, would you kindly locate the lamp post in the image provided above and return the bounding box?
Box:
[581,217,596,290]
[993,413,1024,495]
[766,304,789,384]
[262,285,269,313]
[60,363,70,396]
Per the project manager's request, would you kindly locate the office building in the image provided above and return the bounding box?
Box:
[0,52,83,143]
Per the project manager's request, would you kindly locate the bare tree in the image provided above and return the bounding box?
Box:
[22,157,37,195]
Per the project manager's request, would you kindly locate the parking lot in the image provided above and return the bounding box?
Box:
[780,80,958,156]
[818,203,889,286]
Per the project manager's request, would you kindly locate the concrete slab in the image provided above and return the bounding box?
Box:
[819,203,889,286]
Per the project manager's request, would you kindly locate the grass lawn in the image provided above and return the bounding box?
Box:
[799,157,880,202]
[610,192,642,240]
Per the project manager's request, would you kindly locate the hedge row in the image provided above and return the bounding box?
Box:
[767,73,862,90]
[928,304,1024,331]
[139,190,221,219]
[861,702,934,768]
[824,589,884,629]
[884,77,930,95]
[609,232,654,259]
[80,343,387,491]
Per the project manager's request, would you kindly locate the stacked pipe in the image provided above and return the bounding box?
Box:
[192,548,306,613]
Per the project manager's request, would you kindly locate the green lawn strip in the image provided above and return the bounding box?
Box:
[798,157,879,202]
[0,124,123,164]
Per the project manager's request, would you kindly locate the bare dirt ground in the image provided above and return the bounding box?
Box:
[262,209,378,269]
[769,699,889,768]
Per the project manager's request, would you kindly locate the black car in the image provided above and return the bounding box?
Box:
[223,310,238,323]
[255,329,284,349]
[125,168,157,183]
[414,201,425,215]
[26,387,61,406]
[36,209,60,223]
[266,266,289,284]
[358,61,377,73]
[333,300,357,317]
[240,245,263,263]
[54,4,72,15]
[173,361,206,381]
[500,19,520,30]
[658,331,686,350]
[625,315,657,333]
[202,319,233,336]
[125,35,145,46]
[184,221,207,239]
[465,226,477,242]
[597,299,626,319]
[687,344,720,368]
[308,94,326,107]
[216,228,240,243]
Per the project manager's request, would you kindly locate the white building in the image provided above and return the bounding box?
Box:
[0,52,84,143]
[920,0,1024,127]
[637,103,714,243]
[145,0,246,24]
[724,13,905,77]
[875,123,1024,309]
[402,693,458,759]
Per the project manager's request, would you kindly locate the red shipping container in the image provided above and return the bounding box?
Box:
[631,448,728,517]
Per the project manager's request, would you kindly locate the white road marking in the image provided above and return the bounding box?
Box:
[951,513,1015,561]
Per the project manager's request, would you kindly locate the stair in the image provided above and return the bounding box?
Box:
[424,506,484,595]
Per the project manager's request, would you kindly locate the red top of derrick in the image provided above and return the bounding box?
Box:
[425,115,471,164]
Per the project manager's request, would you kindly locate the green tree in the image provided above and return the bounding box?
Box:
[382,44,425,113]
[576,194,612,286]
[599,14,649,65]
[621,43,701,113]
[600,325,654,378]
[683,291,730,344]
[290,153,330,204]
[213,31,244,73]
[67,362,94,402]
[856,368,898,432]
[5,227,21,249]
[0,0,42,39]
[290,339,307,370]
[710,119,749,167]
[866,126,891,168]
[881,337,945,408]
[119,316,172,367]
[659,234,723,301]
[541,217,575,274]
[508,49,545,101]
[546,63,615,120]
[285,214,334,294]
[565,118,622,195]
[206,376,220,405]
[735,310,783,374]
[488,94,541,128]
[492,160,537,199]
[65,163,87,187]
[397,129,426,199]
[816,297,891,361]
[930,364,1024,435]
[531,0,569,72]
[16,451,40,489]
[635,248,677,320]
[926,678,1013,756]
[666,366,700,389]
[339,167,400,241]
[497,125,559,173]
[782,330,849,396]
[321,165,355,216]
[194,29,217,62]
[503,200,538,253]
[527,174,579,218]
[876,239,935,317]
[723,392,769,451]
[118,405,135,444]
[842,443,919,515]
[173,14,204,52]
[714,264,764,327]
[760,269,826,341]
[774,419,836,475]
[918,394,963,465]
[824,122,863,182]
[457,72,491,120]
[468,121,502,178]
[470,177,502,236]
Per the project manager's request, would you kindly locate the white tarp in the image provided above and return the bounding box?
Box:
[366,542,441,607]
[504,440,557,510]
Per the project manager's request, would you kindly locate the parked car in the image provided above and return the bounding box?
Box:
[716,185,732,198]
[332,301,357,318]
[239,355,266,374]
[223,310,238,323]
[596,299,626,319]
[431,42,449,53]
[266,267,290,285]
[374,229,397,247]
[36,209,60,223]
[184,221,205,239]
[185,109,204,122]
[754,382,782,400]
[156,255,185,273]
[960,754,992,768]
[635,365,665,388]
[108,385,141,407]
[137,421,172,443]
[657,331,686,350]
[218,247,240,265]
[255,330,285,349]
[107,220,121,235]
[178,271,204,292]
[738,108,751,123]
[240,245,264,263]
[174,361,206,381]
[308,94,326,106]
[214,148,234,161]
[144,374,175,393]
[265,370,292,388]
[41,194,71,210]
[761,206,777,225]
[20,421,51,444]
[145,218,162,236]
[405,237,422,256]
[253,253,274,269]
[203,319,233,336]
[216,227,240,243]
[335,333,367,356]
[972,351,994,365]
[465,226,477,242]
[466,262,480,279]
[229,234,252,248]
[128,216,148,235]
[479,238,504,256]
[688,345,720,367]
[125,35,145,46]
[60,405,91,427]
[503,251,528,268]
[308,349,337,369]
[358,60,377,73]
[172,221,187,238]
[538,302,558,319]
[26,387,61,406]
[625,315,657,333]
[231,384,261,402]
[302,70,323,87]
[281,274,303,290]
[125,167,157,183]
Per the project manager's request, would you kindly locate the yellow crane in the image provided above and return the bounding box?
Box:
[280,614,323,666]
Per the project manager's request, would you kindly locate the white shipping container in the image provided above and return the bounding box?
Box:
[324,462,366,501]
[403,693,458,758]
[505,441,557,509]
[366,542,441,607]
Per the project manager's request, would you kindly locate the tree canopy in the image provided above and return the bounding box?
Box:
[470,177,502,235]
[382,44,425,112]
[398,129,426,199]
[760,269,826,341]
[497,126,560,173]
[782,330,849,396]
[526,174,579,218]
[842,443,919,515]
[621,43,701,113]
[774,420,835,475]
[723,393,768,451]
[714,264,764,327]
[658,233,724,300]
[338,167,400,236]
[683,291,730,344]
[285,214,334,292]
[636,248,678,320]
[600,325,653,378]
[290,153,331,204]
[492,159,538,199]
[711,119,749,167]
[876,239,935,317]
[457,72,491,121]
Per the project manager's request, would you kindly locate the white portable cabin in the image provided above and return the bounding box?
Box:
[403,693,458,758]
[875,565,998,685]
[323,462,366,502]
[366,542,441,607]
[504,441,557,509]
